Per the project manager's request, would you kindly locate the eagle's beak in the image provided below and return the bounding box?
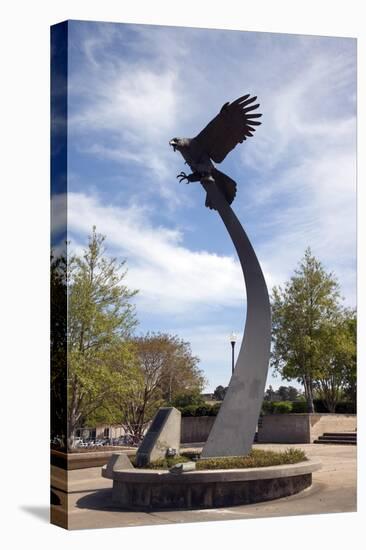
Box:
[169,139,177,152]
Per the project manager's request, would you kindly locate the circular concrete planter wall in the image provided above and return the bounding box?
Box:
[102,459,321,510]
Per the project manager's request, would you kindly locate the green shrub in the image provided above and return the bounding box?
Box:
[261,398,356,415]
[261,401,274,415]
[311,399,356,414]
[272,401,292,414]
[170,391,205,408]
[335,401,356,414]
[291,401,308,413]
[179,404,199,417]
[179,403,221,417]
[179,397,357,417]
[138,448,307,470]
[313,399,329,413]
[133,454,191,469]
[194,405,211,416]
[196,448,307,470]
[211,402,221,415]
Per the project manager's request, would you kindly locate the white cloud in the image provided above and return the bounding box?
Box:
[51,192,67,237]
[240,49,356,173]
[67,192,246,314]
[68,45,188,207]
[75,142,185,210]
[70,68,180,140]
[235,46,356,307]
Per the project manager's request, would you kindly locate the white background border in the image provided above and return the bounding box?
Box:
[1,1,364,548]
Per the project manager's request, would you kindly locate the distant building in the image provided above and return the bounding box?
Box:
[74,424,125,441]
[202,392,215,402]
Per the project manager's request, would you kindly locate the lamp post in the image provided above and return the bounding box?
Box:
[229,332,237,375]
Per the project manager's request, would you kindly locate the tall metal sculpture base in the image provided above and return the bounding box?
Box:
[201,180,271,458]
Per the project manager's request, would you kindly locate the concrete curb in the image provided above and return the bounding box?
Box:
[102,459,321,509]
[102,459,321,483]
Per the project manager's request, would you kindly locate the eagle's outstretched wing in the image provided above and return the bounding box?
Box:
[194,94,262,164]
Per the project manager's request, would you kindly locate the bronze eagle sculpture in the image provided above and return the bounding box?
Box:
[169,94,262,209]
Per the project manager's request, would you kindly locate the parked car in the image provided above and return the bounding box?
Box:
[123,433,143,446]
[112,437,124,446]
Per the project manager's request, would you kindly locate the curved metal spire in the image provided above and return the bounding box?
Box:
[200,179,271,458]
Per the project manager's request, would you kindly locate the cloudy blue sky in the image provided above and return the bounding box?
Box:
[63,20,356,391]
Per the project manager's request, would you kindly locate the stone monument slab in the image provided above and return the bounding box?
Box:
[135,407,181,467]
[103,453,133,479]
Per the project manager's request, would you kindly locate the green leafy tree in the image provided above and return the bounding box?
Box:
[288,386,301,401]
[314,310,356,412]
[113,333,206,437]
[263,384,277,402]
[271,248,344,413]
[213,385,228,401]
[277,385,299,401]
[51,248,67,447]
[342,314,357,405]
[67,227,138,447]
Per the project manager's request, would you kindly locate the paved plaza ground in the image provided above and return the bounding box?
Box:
[51,443,357,530]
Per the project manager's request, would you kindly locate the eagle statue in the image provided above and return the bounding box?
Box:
[169,94,262,209]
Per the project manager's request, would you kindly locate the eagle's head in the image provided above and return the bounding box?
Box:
[169,137,190,152]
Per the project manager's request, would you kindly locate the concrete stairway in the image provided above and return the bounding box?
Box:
[314,432,357,445]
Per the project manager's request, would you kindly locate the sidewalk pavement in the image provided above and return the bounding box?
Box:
[51,443,357,530]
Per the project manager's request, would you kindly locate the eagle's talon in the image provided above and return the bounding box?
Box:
[177,171,189,183]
